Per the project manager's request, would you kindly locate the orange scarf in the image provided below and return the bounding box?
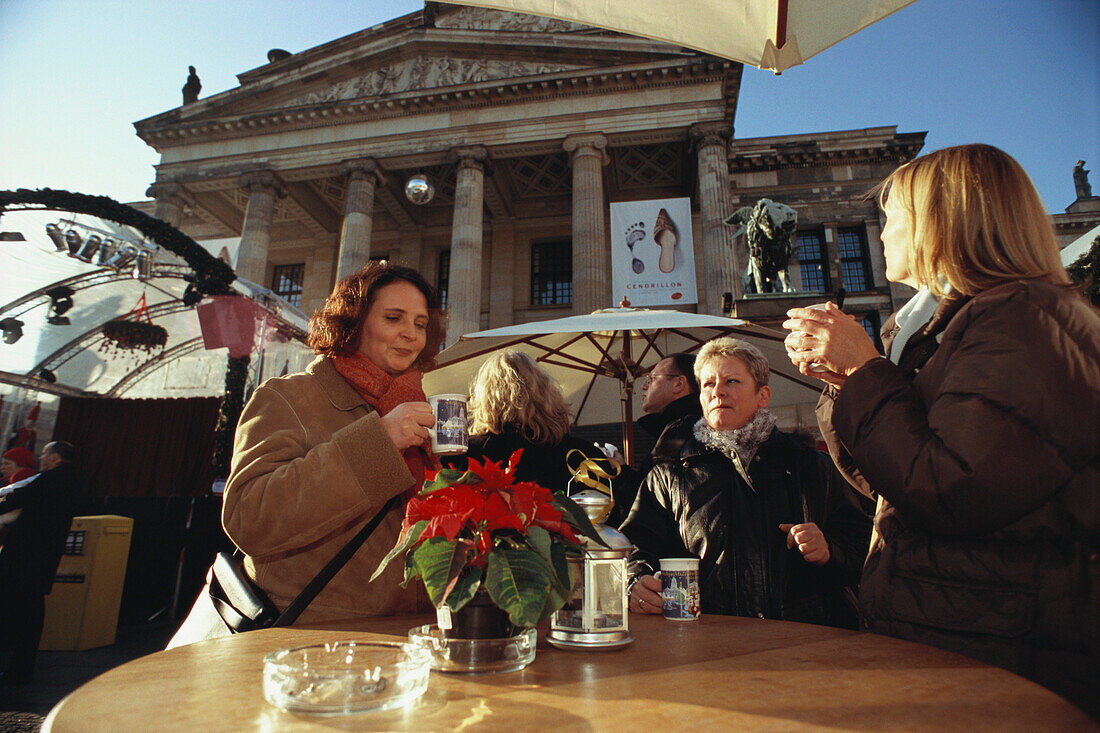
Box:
[332,353,439,493]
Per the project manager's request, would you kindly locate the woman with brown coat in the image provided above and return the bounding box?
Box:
[221,262,445,624]
[783,144,1099,715]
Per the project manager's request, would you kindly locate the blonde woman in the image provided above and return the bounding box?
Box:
[443,350,601,492]
[784,144,1099,714]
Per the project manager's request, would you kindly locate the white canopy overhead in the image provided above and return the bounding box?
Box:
[435,0,920,73]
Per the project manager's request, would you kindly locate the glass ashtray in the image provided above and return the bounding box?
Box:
[408,625,537,674]
[262,640,430,715]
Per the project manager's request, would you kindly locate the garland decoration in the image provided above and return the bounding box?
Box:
[100,293,168,357]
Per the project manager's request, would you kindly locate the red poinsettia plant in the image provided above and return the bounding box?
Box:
[372,449,604,628]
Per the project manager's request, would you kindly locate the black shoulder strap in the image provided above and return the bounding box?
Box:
[274,494,402,627]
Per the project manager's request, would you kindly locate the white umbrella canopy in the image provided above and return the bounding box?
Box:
[423,306,821,465]
[435,0,919,73]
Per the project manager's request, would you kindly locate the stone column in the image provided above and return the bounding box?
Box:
[445,147,487,346]
[236,171,281,285]
[145,182,192,228]
[563,133,609,314]
[692,122,738,314]
[335,158,383,280]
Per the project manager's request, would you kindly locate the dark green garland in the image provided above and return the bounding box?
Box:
[1066,235,1100,306]
[0,187,236,296]
[212,355,251,479]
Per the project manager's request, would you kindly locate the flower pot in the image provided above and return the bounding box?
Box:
[443,588,516,640]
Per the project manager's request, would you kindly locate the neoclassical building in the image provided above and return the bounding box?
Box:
[133,4,926,351]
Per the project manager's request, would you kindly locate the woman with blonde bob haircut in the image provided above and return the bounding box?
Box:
[444,350,602,492]
[783,144,1099,714]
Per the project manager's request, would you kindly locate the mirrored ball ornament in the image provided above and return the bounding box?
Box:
[405,175,435,205]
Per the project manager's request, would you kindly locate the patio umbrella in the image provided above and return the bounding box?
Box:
[434,0,919,74]
[423,306,821,466]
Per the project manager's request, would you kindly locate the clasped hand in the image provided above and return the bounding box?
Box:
[381,402,435,450]
[779,522,830,565]
[782,302,881,387]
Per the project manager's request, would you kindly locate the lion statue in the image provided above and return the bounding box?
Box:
[724,198,799,294]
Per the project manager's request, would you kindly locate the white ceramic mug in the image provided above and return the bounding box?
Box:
[659,557,701,620]
[427,394,468,455]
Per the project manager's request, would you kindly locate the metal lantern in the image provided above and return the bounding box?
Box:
[547,488,635,650]
[405,173,435,205]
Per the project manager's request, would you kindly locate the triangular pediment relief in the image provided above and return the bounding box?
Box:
[281,56,584,108]
[433,6,590,33]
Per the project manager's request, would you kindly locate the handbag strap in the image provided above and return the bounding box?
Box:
[273,494,402,627]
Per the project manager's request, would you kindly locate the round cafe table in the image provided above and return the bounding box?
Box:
[43,613,1091,731]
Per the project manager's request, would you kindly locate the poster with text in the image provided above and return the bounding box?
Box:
[609,197,697,307]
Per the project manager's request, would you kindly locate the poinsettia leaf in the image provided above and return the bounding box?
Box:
[538,574,574,626]
[484,548,552,628]
[421,468,471,493]
[402,549,421,586]
[553,493,608,547]
[371,519,427,582]
[548,541,573,594]
[443,568,483,613]
[410,537,469,607]
[525,525,553,563]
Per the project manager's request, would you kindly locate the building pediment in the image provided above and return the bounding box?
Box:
[281,55,586,109]
[136,4,702,137]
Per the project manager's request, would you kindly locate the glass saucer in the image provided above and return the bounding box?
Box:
[262,640,430,715]
[408,625,537,674]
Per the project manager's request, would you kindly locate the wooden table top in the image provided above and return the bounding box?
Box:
[43,613,1092,732]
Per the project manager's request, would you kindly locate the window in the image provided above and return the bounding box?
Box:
[531,240,572,305]
[437,249,450,309]
[271,263,304,308]
[796,230,830,292]
[861,311,884,354]
[838,226,873,291]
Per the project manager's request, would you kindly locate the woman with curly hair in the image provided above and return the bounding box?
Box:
[217,261,445,626]
[444,350,602,493]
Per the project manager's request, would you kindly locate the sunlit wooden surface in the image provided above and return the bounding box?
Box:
[43,613,1092,731]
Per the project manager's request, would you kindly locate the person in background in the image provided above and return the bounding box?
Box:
[622,338,870,628]
[0,441,80,684]
[1,447,36,486]
[784,143,1099,714]
[443,350,603,494]
[605,354,702,527]
[219,262,444,626]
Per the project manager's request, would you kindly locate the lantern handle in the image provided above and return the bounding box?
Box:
[565,448,619,498]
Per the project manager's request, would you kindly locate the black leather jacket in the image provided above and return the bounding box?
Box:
[620,427,871,628]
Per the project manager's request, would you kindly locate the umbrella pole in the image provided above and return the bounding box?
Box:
[621,329,634,468]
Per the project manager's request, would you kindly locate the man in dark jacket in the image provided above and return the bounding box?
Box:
[0,441,81,684]
[621,339,870,627]
[608,353,702,526]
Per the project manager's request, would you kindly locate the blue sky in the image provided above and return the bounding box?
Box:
[1,0,1096,213]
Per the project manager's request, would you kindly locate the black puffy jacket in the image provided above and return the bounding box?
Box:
[621,426,871,628]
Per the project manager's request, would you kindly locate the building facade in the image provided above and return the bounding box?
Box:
[133,5,926,355]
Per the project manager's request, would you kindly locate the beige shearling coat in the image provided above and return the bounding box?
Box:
[222,356,430,623]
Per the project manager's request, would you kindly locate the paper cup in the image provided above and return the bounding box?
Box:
[428,394,468,455]
[659,558,700,620]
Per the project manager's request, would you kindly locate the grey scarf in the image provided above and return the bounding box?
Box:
[693,409,776,467]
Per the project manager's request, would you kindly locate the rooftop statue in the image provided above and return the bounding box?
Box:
[182,66,201,105]
[1073,160,1092,199]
